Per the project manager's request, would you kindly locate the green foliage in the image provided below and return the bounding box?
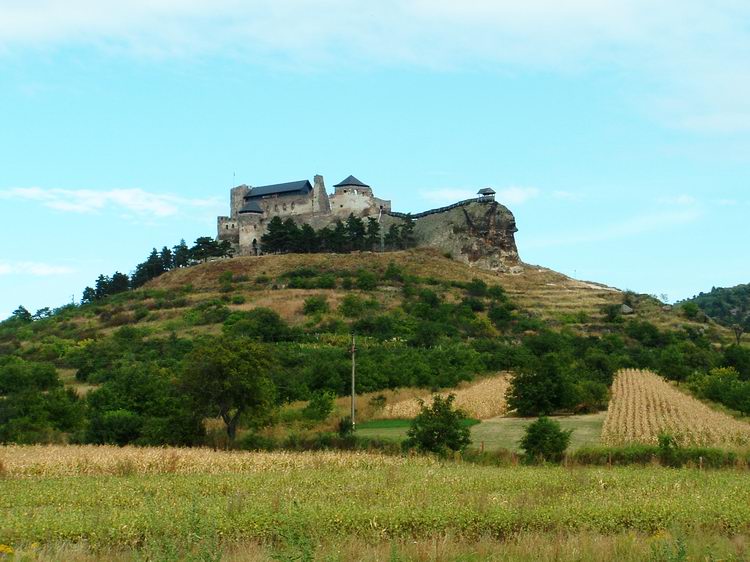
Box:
[338,294,379,318]
[680,302,701,320]
[355,269,378,291]
[180,337,277,440]
[183,300,230,326]
[302,390,336,421]
[223,308,294,342]
[405,394,471,454]
[302,295,329,316]
[684,282,750,329]
[519,416,572,464]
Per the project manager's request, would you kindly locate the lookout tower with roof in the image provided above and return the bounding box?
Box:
[477,187,496,201]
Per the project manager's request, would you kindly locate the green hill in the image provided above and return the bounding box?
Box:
[1,248,746,447]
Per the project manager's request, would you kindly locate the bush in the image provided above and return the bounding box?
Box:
[466,278,488,297]
[339,294,378,318]
[231,295,246,305]
[223,308,293,342]
[519,416,572,464]
[404,394,471,455]
[183,301,230,326]
[355,270,378,291]
[303,295,329,316]
[303,390,336,421]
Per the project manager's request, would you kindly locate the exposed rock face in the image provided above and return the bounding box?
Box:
[382,200,521,272]
[414,201,520,272]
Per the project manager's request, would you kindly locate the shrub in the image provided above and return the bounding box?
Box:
[303,390,336,421]
[339,294,378,318]
[303,295,329,316]
[519,416,572,464]
[223,308,293,342]
[404,394,471,455]
[183,301,230,326]
[355,270,378,291]
[466,278,488,297]
[231,295,246,305]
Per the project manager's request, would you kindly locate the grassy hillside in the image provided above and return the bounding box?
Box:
[2,247,747,449]
[685,282,750,329]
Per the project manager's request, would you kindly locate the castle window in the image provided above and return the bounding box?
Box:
[291,202,295,209]
[283,203,287,211]
[225,225,229,230]
[340,204,344,208]
[354,190,357,195]
[274,204,278,211]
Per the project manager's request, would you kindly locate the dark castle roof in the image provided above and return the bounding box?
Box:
[238,200,263,214]
[334,175,370,188]
[477,188,496,195]
[246,180,312,199]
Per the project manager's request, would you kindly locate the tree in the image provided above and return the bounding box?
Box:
[81,287,96,304]
[365,217,381,251]
[261,216,287,253]
[298,224,319,253]
[345,214,366,251]
[190,237,220,263]
[159,246,174,271]
[506,354,576,416]
[11,306,32,323]
[180,337,277,441]
[405,394,471,454]
[519,416,572,464]
[109,272,130,295]
[172,239,191,268]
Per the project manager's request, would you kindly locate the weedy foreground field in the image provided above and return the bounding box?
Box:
[602,369,750,447]
[2,445,750,561]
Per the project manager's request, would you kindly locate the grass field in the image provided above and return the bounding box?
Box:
[357,413,605,452]
[2,446,750,561]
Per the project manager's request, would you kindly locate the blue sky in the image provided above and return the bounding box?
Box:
[1,1,749,319]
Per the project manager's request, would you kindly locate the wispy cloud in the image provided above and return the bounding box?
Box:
[420,186,539,207]
[0,187,222,218]
[524,207,702,249]
[0,261,75,276]
[2,1,749,131]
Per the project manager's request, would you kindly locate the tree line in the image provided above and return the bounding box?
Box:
[81,237,233,303]
[261,214,416,254]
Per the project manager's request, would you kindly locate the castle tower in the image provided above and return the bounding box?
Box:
[313,174,331,214]
[230,184,251,218]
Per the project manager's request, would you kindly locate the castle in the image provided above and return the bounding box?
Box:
[217,175,391,255]
[217,174,522,272]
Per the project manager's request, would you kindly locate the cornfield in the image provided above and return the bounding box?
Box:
[379,373,511,420]
[0,445,424,478]
[602,369,750,447]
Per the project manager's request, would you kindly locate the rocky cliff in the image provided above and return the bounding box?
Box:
[385,199,521,273]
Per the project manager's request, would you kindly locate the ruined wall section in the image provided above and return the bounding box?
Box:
[328,185,390,219]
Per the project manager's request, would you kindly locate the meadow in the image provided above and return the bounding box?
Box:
[2,445,750,561]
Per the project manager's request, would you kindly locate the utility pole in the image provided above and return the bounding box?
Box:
[350,333,356,431]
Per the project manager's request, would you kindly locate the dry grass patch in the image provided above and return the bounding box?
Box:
[602,369,750,447]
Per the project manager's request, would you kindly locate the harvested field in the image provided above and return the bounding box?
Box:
[378,373,511,420]
[602,369,750,447]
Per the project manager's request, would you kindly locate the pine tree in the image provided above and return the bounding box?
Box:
[365,217,381,251]
[94,274,111,299]
[109,272,130,294]
[172,239,190,268]
[261,216,286,253]
[345,214,366,251]
[159,246,174,270]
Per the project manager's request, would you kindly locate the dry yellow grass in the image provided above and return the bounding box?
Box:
[602,369,750,447]
[377,373,512,420]
[0,445,427,478]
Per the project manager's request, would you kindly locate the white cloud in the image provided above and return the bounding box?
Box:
[524,207,701,249]
[420,186,539,207]
[0,187,222,218]
[0,261,75,276]
[1,1,750,130]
